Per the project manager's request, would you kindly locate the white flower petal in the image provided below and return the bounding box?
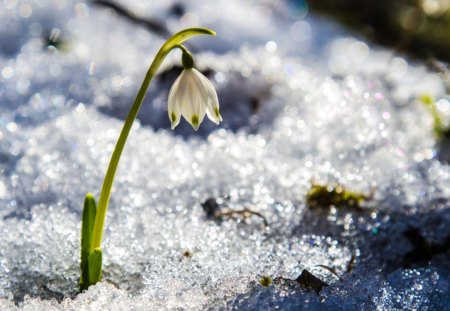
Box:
[168,72,184,129]
[205,88,222,123]
[167,68,221,130]
[181,70,205,130]
[193,69,222,123]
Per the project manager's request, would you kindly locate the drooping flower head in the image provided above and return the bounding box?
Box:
[168,48,222,130]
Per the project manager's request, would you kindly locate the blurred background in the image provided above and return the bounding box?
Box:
[85,0,450,61]
[308,0,449,62]
[0,0,450,309]
[0,0,449,146]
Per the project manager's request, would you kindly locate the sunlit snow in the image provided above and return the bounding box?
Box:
[0,0,449,310]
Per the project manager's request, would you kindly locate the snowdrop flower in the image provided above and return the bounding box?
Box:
[79,28,218,291]
[168,67,222,130]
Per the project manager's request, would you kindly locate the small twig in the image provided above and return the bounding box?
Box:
[91,0,171,38]
[346,254,356,273]
[216,208,269,227]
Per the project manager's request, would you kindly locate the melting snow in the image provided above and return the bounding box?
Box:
[0,0,449,310]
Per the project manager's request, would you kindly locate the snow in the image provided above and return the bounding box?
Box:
[0,0,449,310]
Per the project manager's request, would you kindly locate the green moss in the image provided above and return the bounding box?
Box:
[420,94,450,140]
[259,275,273,287]
[306,183,370,210]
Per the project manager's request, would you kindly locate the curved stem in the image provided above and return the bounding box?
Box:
[175,45,194,69]
[90,28,215,252]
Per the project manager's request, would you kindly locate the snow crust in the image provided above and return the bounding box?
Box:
[0,0,449,310]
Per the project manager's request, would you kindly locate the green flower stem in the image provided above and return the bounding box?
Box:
[89,27,215,252]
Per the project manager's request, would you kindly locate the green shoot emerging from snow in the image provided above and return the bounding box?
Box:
[79,27,219,291]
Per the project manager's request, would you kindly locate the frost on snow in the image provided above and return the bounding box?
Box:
[0,0,449,310]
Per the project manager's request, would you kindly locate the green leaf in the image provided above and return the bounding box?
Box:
[80,193,97,291]
[80,248,103,291]
[88,248,103,284]
[81,193,97,271]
